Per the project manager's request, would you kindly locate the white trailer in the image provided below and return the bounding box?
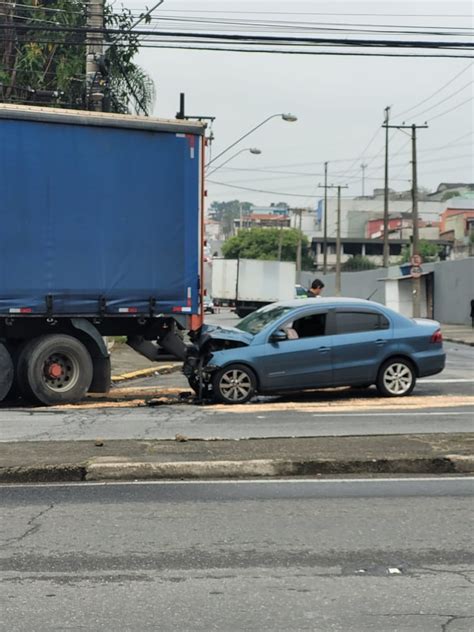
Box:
[211,259,296,317]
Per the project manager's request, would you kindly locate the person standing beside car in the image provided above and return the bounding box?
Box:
[306,279,325,298]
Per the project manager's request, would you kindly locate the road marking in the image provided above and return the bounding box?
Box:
[2,476,474,489]
[420,378,474,383]
[312,411,471,417]
[216,395,474,414]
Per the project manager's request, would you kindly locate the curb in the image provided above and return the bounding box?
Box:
[111,363,181,383]
[443,337,474,348]
[1,455,473,483]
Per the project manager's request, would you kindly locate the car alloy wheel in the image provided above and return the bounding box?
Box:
[212,364,256,404]
[377,359,415,397]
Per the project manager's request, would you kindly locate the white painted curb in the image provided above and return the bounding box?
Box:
[86,459,299,480]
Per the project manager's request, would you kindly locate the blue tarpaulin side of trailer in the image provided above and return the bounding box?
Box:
[0,119,200,314]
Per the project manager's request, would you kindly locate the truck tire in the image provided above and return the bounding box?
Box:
[17,335,93,405]
[0,343,14,403]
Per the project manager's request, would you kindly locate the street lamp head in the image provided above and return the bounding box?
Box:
[281,113,298,122]
[249,147,262,154]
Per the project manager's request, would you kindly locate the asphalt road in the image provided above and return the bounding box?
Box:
[0,342,472,442]
[1,478,473,631]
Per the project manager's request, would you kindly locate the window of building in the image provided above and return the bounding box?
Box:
[343,243,363,255]
[335,311,389,334]
[365,243,383,255]
[389,243,402,255]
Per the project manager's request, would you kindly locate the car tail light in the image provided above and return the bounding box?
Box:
[430,329,443,344]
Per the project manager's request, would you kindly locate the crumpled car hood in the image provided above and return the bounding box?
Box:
[197,324,253,347]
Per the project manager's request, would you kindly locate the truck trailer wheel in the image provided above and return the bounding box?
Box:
[0,343,14,403]
[17,335,93,405]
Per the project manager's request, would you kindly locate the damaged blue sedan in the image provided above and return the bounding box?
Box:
[184,298,445,404]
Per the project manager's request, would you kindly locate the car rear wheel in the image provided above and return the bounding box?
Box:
[212,364,256,404]
[17,335,93,405]
[377,358,415,397]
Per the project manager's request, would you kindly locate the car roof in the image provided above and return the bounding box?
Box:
[272,297,383,309]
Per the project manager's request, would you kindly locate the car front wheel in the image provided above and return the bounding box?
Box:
[376,358,416,397]
[212,364,256,404]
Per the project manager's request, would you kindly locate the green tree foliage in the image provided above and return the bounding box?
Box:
[222,227,313,268]
[0,0,155,114]
[209,200,253,236]
[341,255,377,272]
[399,240,440,263]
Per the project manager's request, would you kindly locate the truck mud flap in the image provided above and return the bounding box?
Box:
[0,343,14,402]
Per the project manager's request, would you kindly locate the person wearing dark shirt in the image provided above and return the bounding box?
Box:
[306,278,325,298]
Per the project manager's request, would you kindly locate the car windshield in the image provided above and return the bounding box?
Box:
[236,305,294,335]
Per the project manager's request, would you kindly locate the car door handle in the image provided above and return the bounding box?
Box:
[318,346,331,353]
[375,339,387,346]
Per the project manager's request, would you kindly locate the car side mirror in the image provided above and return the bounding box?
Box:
[270,329,288,342]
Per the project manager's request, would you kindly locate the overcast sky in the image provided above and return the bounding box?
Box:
[124,0,473,208]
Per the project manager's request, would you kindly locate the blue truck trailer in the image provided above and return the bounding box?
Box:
[0,104,205,405]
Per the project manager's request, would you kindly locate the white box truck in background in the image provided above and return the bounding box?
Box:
[211,259,297,317]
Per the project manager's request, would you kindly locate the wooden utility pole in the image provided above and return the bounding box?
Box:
[382,106,390,267]
[318,162,329,273]
[86,0,104,110]
[384,122,428,317]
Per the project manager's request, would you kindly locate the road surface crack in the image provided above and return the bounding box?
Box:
[418,565,474,586]
[441,615,474,631]
[1,504,54,548]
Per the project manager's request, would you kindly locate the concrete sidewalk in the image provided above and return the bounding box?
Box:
[1,433,473,483]
[441,323,474,346]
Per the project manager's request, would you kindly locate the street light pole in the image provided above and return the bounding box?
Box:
[205,112,297,168]
[206,147,262,177]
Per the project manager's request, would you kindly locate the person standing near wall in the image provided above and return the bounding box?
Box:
[306,279,325,298]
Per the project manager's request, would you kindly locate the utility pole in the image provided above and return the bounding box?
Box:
[335,185,348,296]
[292,208,304,275]
[318,162,329,273]
[382,106,391,267]
[322,185,348,295]
[384,122,428,317]
[360,163,368,197]
[277,224,284,260]
[86,0,104,111]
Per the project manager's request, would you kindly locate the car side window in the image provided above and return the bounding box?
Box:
[292,312,327,339]
[335,311,388,334]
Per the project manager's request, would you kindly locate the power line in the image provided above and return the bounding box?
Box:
[4,23,473,50]
[9,39,473,58]
[428,96,474,121]
[207,179,327,197]
[393,62,474,118]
